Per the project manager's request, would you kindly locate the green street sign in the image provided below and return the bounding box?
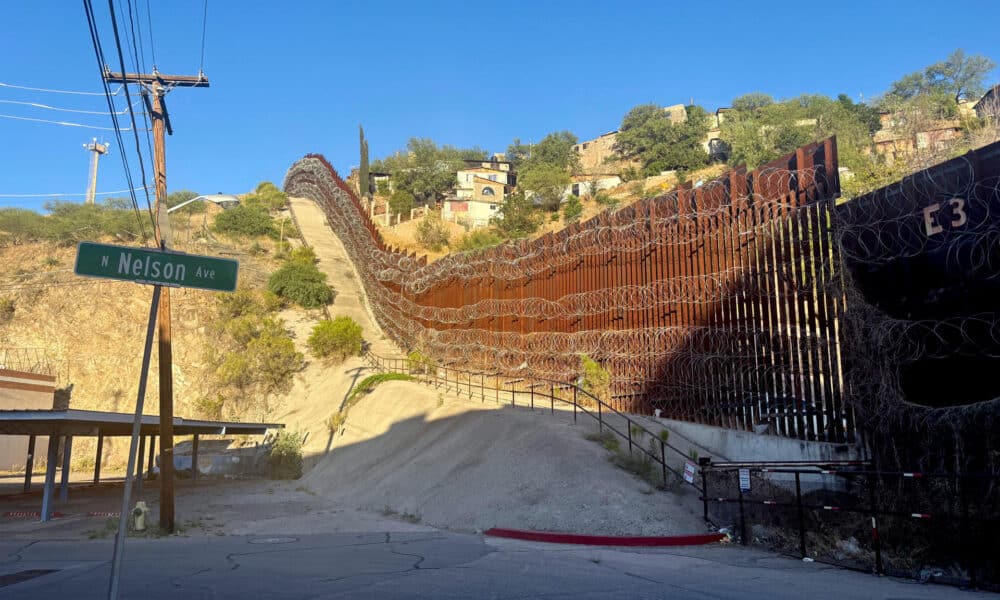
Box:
[74,242,239,292]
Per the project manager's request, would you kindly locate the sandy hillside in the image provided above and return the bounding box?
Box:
[304,380,705,536]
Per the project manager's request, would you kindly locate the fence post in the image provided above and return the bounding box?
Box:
[627,423,633,454]
[701,468,709,522]
[959,474,975,588]
[738,487,748,546]
[795,472,806,559]
[867,472,883,576]
[481,373,485,403]
[530,385,534,411]
[598,401,603,432]
[550,384,554,415]
[573,388,577,423]
[660,440,667,488]
[511,385,515,408]
[495,377,499,404]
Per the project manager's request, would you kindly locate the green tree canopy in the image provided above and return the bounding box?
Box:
[720,94,873,171]
[614,104,711,176]
[731,93,775,112]
[518,163,570,211]
[520,131,580,173]
[881,49,995,118]
[371,138,487,205]
[492,190,540,238]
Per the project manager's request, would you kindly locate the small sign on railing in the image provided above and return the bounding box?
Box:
[739,468,751,492]
[683,461,697,484]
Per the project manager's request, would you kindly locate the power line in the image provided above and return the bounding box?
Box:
[104,0,157,223]
[0,113,130,131]
[82,0,150,244]
[0,187,149,198]
[199,0,208,72]
[0,81,122,96]
[0,98,135,115]
[144,0,156,67]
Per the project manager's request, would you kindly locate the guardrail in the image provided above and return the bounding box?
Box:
[700,460,999,590]
[364,351,701,493]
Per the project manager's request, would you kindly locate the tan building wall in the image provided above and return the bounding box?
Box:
[0,369,56,471]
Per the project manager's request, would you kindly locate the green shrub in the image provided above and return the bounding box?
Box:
[193,395,225,420]
[562,195,583,222]
[0,296,14,323]
[213,205,275,237]
[308,316,363,360]
[415,212,450,251]
[288,246,317,266]
[0,203,151,247]
[244,181,288,211]
[345,373,414,408]
[268,430,303,479]
[267,262,333,308]
[454,229,504,253]
[326,411,347,433]
[580,354,611,403]
[584,430,619,452]
[388,190,415,216]
[406,349,434,374]
[216,288,265,319]
[248,318,305,395]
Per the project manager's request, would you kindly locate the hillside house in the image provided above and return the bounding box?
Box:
[871,111,963,163]
[975,84,1000,121]
[456,167,513,199]
[562,175,622,200]
[442,198,501,228]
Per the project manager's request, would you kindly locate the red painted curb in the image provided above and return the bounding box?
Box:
[484,528,726,547]
[3,511,65,519]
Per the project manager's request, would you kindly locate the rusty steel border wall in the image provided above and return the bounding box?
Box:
[284,138,853,443]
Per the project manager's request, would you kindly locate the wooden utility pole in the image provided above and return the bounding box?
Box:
[103,68,208,533]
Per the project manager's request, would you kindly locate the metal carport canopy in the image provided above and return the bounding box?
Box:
[0,409,283,437]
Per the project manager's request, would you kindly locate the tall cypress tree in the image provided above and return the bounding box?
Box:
[359,125,370,199]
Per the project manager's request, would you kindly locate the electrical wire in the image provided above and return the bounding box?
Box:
[199,0,208,72]
[0,187,149,198]
[0,81,121,96]
[0,113,129,131]
[103,0,157,232]
[144,0,156,67]
[82,0,150,243]
[0,98,137,115]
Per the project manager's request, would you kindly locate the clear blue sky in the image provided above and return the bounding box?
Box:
[1,0,998,211]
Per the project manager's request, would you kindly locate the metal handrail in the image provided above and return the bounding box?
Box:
[363,350,701,492]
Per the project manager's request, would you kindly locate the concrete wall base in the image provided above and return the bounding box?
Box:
[653,417,864,464]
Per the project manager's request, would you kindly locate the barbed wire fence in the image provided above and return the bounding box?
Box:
[284,137,1000,469]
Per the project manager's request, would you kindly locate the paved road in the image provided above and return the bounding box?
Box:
[1,531,984,599]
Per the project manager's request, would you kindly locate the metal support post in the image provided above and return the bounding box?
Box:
[191,435,200,482]
[700,469,709,522]
[23,435,35,492]
[108,284,162,600]
[867,472,883,576]
[59,436,73,502]
[738,488,748,545]
[136,435,146,493]
[94,432,103,484]
[573,387,578,423]
[147,436,156,476]
[795,472,806,558]
[41,435,59,522]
